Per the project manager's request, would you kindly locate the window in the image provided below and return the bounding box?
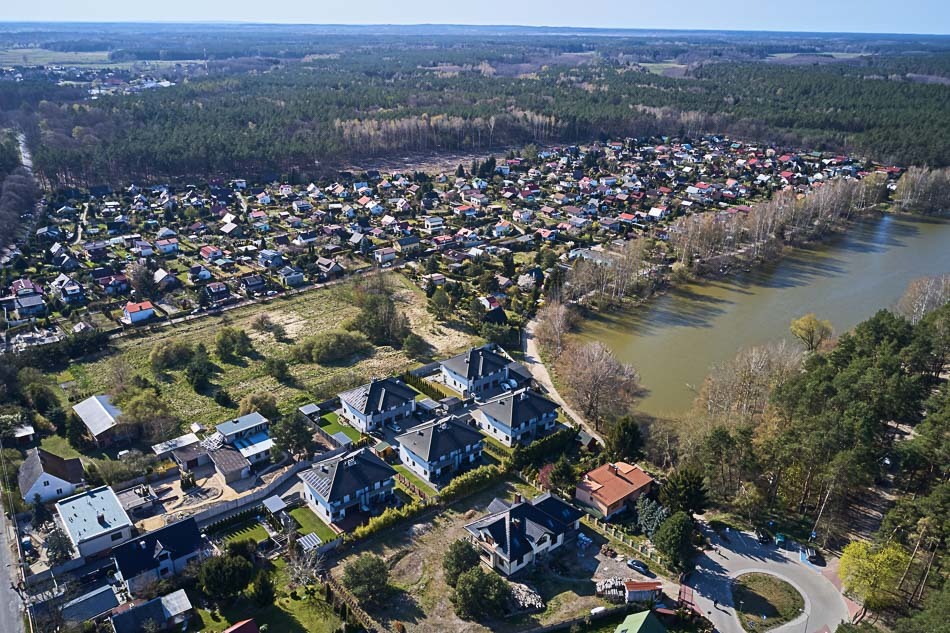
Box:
[111,532,124,541]
[57,488,63,495]
[43,480,50,487]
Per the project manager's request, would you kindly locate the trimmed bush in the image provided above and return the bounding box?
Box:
[439,465,505,503]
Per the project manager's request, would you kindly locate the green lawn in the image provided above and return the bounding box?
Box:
[39,435,82,459]
[318,413,362,442]
[393,464,437,495]
[220,520,269,544]
[192,590,342,633]
[289,506,337,543]
[733,573,805,632]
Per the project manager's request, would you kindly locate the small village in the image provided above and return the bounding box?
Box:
[0,135,918,633]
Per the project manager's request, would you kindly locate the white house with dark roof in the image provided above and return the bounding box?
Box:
[112,517,205,596]
[396,416,484,486]
[298,448,396,524]
[55,486,134,558]
[464,493,582,575]
[18,447,84,502]
[339,377,417,433]
[439,345,512,397]
[475,388,559,447]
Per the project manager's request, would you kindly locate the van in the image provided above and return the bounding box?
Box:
[590,607,607,616]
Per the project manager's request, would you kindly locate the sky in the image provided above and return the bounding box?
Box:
[1,0,948,34]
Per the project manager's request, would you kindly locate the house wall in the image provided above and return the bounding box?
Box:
[303,478,395,524]
[341,399,414,433]
[440,365,508,396]
[23,475,77,503]
[125,551,203,596]
[76,525,133,559]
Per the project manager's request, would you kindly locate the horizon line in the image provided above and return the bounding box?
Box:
[0,20,947,37]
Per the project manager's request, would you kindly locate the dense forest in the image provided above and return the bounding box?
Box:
[0,25,947,185]
[0,134,33,246]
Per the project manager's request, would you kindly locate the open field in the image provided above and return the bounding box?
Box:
[54,275,477,430]
[0,48,111,65]
[732,573,804,632]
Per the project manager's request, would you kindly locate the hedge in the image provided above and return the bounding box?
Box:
[439,464,506,503]
[348,500,429,541]
[509,426,578,470]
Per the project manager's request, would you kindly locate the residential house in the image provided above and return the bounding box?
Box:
[188,265,212,282]
[316,257,345,280]
[396,416,484,486]
[574,462,655,519]
[299,447,397,524]
[373,247,397,265]
[258,249,283,268]
[339,377,417,433]
[124,301,155,324]
[476,389,558,447]
[464,493,582,575]
[55,486,134,558]
[153,268,179,291]
[422,216,445,233]
[60,585,120,626]
[199,245,223,262]
[614,611,667,633]
[204,281,230,303]
[18,448,84,503]
[239,274,266,296]
[110,589,193,633]
[394,235,421,256]
[113,518,205,595]
[72,394,126,446]
[277,266,305,288]
[155,238,179,255]
[440,345,512,397]
[50,273,86,305]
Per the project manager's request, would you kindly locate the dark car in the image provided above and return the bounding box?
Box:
[755,529,772,544]
[626,558,648,574]
[806,547,823,564]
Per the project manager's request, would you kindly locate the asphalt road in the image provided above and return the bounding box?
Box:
[687,526,849,633]
[0,519,24,633]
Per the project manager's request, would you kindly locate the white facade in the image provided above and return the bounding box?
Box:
[21,473,78,503]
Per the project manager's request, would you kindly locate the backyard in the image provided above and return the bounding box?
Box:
[289,505,338,542]
[318,412,362,443]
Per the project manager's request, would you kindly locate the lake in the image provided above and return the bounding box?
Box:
[578,213,950,417]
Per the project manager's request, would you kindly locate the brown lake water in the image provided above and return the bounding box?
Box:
[578,213,950,417]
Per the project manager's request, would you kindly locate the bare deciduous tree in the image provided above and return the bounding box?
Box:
[895,274,950,324]
[560,341,640,430]
[534,299,577,358]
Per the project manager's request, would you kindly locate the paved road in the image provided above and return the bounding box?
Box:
[0,519,25,633]
[687,526,848,633]
[522,318,603,444]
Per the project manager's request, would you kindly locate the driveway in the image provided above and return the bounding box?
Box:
[687,527,849,633]
[0,518,25,633]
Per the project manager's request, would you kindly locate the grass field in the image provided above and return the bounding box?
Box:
[733,573,805,632]
[318,412,362,442]
[289,506,337,543]
[393,463,437,495]
[57,275,477,431]
[220,520,270,545]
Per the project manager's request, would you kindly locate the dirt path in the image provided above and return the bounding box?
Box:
[523,318,603,444]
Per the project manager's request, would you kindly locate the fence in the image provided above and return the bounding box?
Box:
[581,515,669,569]
[394,473,435,502]
[520,603,632,633]
[325,575,384,633]
[193,460,312,528]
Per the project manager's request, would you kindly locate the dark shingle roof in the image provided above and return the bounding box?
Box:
[299,448,396,504]
[441,346,509,382]
[339,378,416,416]
[479,389,557,427]
[464,493,579,562]
[113,518,203,579]
[61,585,119,623]
[18,448,84,497]
[395,416,483,462]
[110,589,191,633]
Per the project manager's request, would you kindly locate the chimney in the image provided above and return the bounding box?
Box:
[513,493,523,505]
[97,513,107,526]
[139,540,147,550]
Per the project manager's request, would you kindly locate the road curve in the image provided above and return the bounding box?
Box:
[688,527,849,633]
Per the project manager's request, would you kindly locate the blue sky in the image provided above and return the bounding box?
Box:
[2,0,948,35]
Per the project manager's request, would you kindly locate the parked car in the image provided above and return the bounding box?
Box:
[755,529,772,544]
[805,547,823,564]
[388,422,402,433]
[626,558,648,574]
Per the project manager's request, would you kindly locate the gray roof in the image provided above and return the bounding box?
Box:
[262,495,286,514]
[479,389,557,427]
[110,589,192,633]
[61,585,119,623]
[396,416,483,463]
[298,532,323,551]
[72,395,121,437]
[298,403,320,418]
[209,445,250,474]
[299,448,396,504]
[464,493,581,563]
[441,346,509,381]
[56,486,132,545]
[216,412,268,437]
[339,377,416,416]
[18,448,84,497]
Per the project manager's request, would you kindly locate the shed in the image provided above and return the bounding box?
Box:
[297,532,323,552]
[331,431,354,447]
[262,495,287,515]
